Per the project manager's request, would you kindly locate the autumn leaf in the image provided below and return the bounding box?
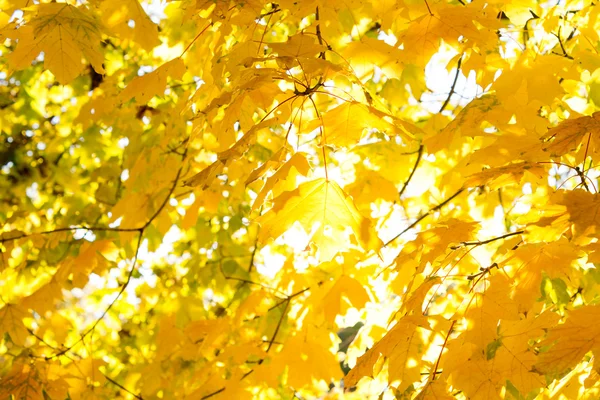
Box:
[119,58,186,104]
[97,0,161,51]
[270,33,327,59]
[540,112,600,158]
[465,162,547,189]
[0,304,29,346]
[535,305,600,376]
[535,189,600,238]
[305,101,416,147]
[8,3,105,84]
[257,178,381,260]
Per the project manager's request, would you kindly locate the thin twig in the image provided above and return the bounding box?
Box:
[201,388,225,399]
[439,56,463,113]
[265,299,290,353]
[103,373,144,400]
[384,188,465,247]
[430,320,455,380]
[450,230,525,250]
[398,145,423,199]
[48,230,144,359]
[552,27,574,60]
[0,226,140,244]
[315,7,327,59]
[424,0,433,15]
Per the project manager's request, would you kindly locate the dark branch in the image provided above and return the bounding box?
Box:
[384,188,465,247]
[103,373,144,400]
[439,56,463,113]
[398,144,424,199]
[450,230,525,250]
[2,165,184,244]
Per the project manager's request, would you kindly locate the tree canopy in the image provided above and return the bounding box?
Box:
[2,0,600,398]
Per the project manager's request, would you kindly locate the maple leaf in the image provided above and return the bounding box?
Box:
[446,312,558,398]
[305,101,417,147]
[0,362,45,400]
[540,112,600,158]
[319,275,370,323]
[465,162,547,189]
[96,0,161,51]
[341,37,405,78]
[398,4,500,66]
[251,152,311,210]
[0,304,29,346]
[535,305,600,377]
[257,178,381,260]
[346,315,435,391]
[9,3,105,84]
[501,242,583,312]
[270,33,327,59]
[119,58,186,104]
[535,189,600,238]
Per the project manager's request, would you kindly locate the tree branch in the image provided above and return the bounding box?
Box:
[450,230,525,250]
[103,373,144,400]
[2,165,184,245]
[398,144,423,199]
[384,188,465,247]
[439,56,463,113]
[48,230,144,359]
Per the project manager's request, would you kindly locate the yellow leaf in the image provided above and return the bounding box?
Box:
[252,152,311,211]
[98,0,161,51]
[254,329,342,389]
[464,162,547,190]
[341,37,405,79]
[0,303,29,346]
[399,4,500,67]
[305,101,407,147]
[55,240,120,288]
[462,274,520,349]
[119,58,186,104]
[446,311,557,398]
[9,4,105,84]
[183,160,225,189]
[345,315,433,391]
[536,305,600,376]
[269,33,327,58]
[540,111,600,158]
[346,169,398,207]
[321,275,370,323]
[536,190,600,239]
[400,276,441,315]
[0,361,44,400]
[501,242,583,312]
[20,278,63,315]
[245,147,289,186]
[185,118,285,188]
[257,178,381,260]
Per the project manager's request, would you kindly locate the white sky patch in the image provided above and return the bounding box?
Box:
[142,0,168,24]
[421,46,483,114]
